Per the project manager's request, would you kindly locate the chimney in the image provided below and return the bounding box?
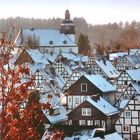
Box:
[128,48,130,55]
[50,80,55,86]
[103,58,106,65]
[91,94,100,102]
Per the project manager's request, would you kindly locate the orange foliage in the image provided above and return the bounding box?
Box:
[0,33,64,140]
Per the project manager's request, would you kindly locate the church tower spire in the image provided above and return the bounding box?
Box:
[61,10,75,42]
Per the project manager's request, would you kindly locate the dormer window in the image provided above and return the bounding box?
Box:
[124,111,131,118]
[49,40,53,45]
[63,40,67,44]
[81,83,87,92]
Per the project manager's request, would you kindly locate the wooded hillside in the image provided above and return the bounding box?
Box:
[1,17,140,50]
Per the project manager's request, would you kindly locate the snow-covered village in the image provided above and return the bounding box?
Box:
[1,1,140,140]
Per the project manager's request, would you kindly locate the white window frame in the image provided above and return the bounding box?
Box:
[87,120,93,126]
[94,120,100,127]
[124,111,131,118]
[123,125,130,132]
[81,83,87,92]
[82,108,91,116]
[68,97,72,103]
[79,120,86,126]
[75,97,80,104]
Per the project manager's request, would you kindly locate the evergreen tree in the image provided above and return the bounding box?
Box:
[78,33,92,56]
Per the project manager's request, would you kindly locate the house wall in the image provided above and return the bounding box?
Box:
[68,101,106,120]
[67,76,102,96]
[39,46,78,54]
[67,95,90,109]
[68,101,118,131]
[15,50,34,65]
[115,96,140,140]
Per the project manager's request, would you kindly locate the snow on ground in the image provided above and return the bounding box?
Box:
[64,130,124,140]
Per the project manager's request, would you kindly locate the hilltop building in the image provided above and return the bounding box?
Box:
[15,10,78,54]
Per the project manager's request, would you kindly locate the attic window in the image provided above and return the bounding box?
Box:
[81,83,87,92]
[63,40,67,44]
[49,40,53,45]
[124,111,131,118]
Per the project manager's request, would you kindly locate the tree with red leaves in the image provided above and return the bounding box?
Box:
[0,33,63,140]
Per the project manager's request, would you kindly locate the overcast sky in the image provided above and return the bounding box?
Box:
[0,0,140,25]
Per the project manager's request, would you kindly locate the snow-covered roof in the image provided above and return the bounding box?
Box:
[44,52,58,63]
[29,63,46,73]
[87,97,119,116]
[109,52,128,60]
[131,82,140,94]
[60,52,88,62]
[16,28,77,47]
[88,132,123,140]
[63,131,123,140]
[40,83,67,124]
[85,74,117,93]
[126,69,140,81]
[119,99,129,109]
[28,63,66,89]
[95,59,120,79]
[26,49,49,65]
[127,55,140,68]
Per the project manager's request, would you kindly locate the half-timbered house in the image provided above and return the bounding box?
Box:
[15,49,49,65]
[54,52,88,80]
[39,82,67,125]
[91,57,120,83]
[115,95,140,140]
[114,69,140,99]
[67,97,119,132]
[65,74,117,111]
[62,67,94,91]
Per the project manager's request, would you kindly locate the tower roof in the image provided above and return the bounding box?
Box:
[62,9,74,24]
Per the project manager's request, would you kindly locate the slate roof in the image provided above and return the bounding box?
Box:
[127,55,140,68]
[87,97,119,116]
[95,59,120,79]
[85,74,117,93]
[131,82,140,94]
[40,82,67,124]
[60,52,88,62]
[126,69,140,81]
[16,28,77,47]
[26,49,49,64]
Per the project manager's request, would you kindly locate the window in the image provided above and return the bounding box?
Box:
[124,111,131,118]
[75,98,79,104]
[87,120,93,126]
[94,120,101,127]
[123,125,129,132]
[81,83,87,92]
[124,81,128,85]
[82,108,91,116]
[68,97,71,103]
[79,120,86,126]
